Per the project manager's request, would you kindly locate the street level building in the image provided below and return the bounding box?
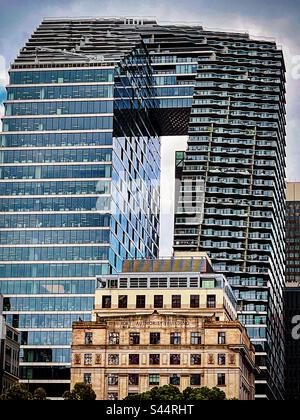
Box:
[0,295,20,393]
[71,256,256,400]
[284,183,300,400]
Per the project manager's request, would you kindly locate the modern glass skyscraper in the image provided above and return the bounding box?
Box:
[0,17,286,399]
[0,18,160,396]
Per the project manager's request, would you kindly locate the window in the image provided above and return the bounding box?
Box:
[207,295,216,308]
[129,354,140,365]
[102,296,111,309]
[109,332,119,345]
[84,373,92,384]
[85,332,93,345]
[190,295,200,308]
[154,295,164,309]
[84,354,92,365]
[170,374,180,386]
[172,295,181,309]
[128,374,139,386]
[202,279,215,289]
[150,333,161,345]
[149,354,160,365]
[170,333,181,345]
[108,392,118,400]
[118,295,128,309]
[130,333,140,345]
[108,354,119,365]
[136,295,146,309]
[218,354,226,366]
[170,354,181,365]
[191,332,201,345]
[218,332,226,344]
[149,374,160,386]
[217,373,226,386]
[191,354,201,365]
[190,374,201,386]
[108,374,118,386]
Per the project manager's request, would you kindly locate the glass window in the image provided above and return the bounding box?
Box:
[136,295,146,309]
[118,295,128,309]
[84,354,92,365]
[108,354,119,365]
[217,373,226,386]
[191,333,201,345]
[170,374,180,386]
[202,279,216,289]
[129,354,140,365]
[149,374,160,386]
[170,354,181,365]
[207,295,216,308]
[218,332,226,345]
[129,333,140,345]
[190,295,200,308]
[172,295,181,309]
[191,354,201,365]
[190,374,201,386]
[108,392,118,401]
[108,374,118,386]
[109,333,119,345]
[150,333,161,345]
[154,295,163,309]
[128,374,139,386]
[84,373,92,384]
[85,332,93,345]
[218,354,226,366]
[102,296,111,309]
[149,354,160,365]
[170,333,181,345]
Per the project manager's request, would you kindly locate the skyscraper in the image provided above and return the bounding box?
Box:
[0,18,161,396]
[172,32,286,400]
[0,17,286,399]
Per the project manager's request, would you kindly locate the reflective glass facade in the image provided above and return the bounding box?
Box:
[0,20,160,397]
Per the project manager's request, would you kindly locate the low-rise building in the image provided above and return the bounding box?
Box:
[0,295,20,393]
[71,255,256,400]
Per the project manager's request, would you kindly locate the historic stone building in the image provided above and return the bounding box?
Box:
[71,256,256,400]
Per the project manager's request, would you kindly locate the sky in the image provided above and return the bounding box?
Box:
[0,0,299,255]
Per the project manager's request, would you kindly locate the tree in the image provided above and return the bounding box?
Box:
[125,386,228,401]
[125,385,183,401]
[63,383,96,400]
[1,383,32,400]
[183,387,226,401]
[33,388,47,400]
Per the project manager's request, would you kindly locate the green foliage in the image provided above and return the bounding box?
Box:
[183,387,227,400]
[33,388,47,400]
[63,383,96,400]
[0,383,33,400]
[125,385,228,401]
[125,385,183,401]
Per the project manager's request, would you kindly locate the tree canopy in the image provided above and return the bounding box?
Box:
[0,383,33,400]
[63,383,96,400]
[124,385,228,401]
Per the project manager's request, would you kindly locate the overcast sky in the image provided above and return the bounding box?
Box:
[0,0,299,254]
